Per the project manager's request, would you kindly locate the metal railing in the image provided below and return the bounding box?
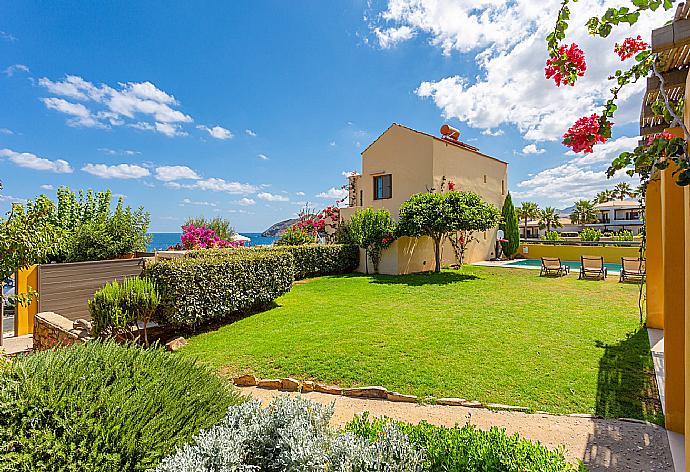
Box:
[522,239,642,247]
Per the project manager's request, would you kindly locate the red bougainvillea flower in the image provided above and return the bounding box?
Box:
[562,114,610,153]
[614,35,648,61]
[545,43,587,86]
[646,131,676,146]
[447,180,456,191]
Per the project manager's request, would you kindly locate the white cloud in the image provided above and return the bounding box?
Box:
[154,165,201,182]
[236,197,256,206]
[522,144,545,155]
[98,148,140,156]
[245,129,257,137]
[0,148,73,173]
[81,163,150,179]
[0,128,14,135]
[40,184,54,190]
[197,125,233,140]
[482,128,504,136]
[374,25,416,48]
[41,98,103,128]
[316,187,348,199]
[513,136,639,205]
[39,75,193,136]
[295,191,305,196]
[0,194,25,204]
[181,198,216,207]
[195,178,258,194]
[4,64,29,77]
[257,153,269,160]
[257,192,289,202]
[371,0,672,142]
[329,141,336,146]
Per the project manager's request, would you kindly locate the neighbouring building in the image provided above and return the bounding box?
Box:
[589,200,643,234]
[340,123,509,275]
[522,217,582,239]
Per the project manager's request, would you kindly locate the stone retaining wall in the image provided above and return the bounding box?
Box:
[33,312,93,351]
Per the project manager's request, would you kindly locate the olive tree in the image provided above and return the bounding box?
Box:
[347,208,396,274]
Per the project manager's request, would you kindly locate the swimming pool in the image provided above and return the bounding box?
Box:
[505,258,623,273]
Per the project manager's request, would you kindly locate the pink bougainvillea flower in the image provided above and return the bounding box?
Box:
[562,114,610,153]
[545,43,587,86]
[614,35,648,61]
[646,131,676,146]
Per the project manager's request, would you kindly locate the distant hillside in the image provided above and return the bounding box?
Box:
[557,205,575,216]
[261,218,299,237]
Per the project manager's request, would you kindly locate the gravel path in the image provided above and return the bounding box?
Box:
[240,386,673,472]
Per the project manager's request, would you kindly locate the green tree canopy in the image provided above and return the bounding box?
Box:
[516,201,540,239]
[570,199,598,225]
[538,207,563,233]
[499,193,520,257]
[348,208,396,274]
[397,191,500,272]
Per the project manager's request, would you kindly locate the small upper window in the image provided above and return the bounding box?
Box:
[483,175,487,184]
[374,174,392,200]
[501,179,505,195]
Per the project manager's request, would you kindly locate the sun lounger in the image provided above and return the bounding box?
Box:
[540,257,570,277]
[620,257,646,283]
[579,256,607,280]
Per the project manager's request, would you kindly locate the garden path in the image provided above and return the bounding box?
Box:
[240,386,672,472]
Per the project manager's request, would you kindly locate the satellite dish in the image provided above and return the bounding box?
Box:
[497,229,505,240]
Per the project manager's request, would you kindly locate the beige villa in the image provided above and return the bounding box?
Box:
[340,123,509,275]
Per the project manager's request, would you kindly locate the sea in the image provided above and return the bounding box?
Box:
[147,232,278,252]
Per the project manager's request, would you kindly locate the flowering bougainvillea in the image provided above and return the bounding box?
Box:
[545,43,587,86]
[614,35,648,61]
[562,114,610,153]
[646,131,676,146]
[319,205,340,222]
[447,180,456,191]
[180,224,243,250]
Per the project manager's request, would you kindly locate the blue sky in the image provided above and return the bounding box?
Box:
[0,1,671,231]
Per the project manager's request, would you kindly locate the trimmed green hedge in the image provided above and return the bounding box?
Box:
[187,244,359,280]
[347,414,584,472]
[144,251,294,329]
[0,341,242,472]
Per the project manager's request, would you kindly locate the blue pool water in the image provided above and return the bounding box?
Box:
[506,258,622,273]
[147,232,278,251]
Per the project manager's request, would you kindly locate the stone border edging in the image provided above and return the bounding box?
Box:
[233,374,530,412]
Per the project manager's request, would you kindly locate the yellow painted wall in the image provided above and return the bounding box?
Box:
[662,164,686,433]
[516,243,640,264]
[646,179,664,329]
[345,124,508,274]
[15,265,38,336]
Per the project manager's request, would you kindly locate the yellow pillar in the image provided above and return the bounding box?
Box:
[662,165,686,433]
[684,185,690,454]
[646,178,664,329]
[15,265,38,336]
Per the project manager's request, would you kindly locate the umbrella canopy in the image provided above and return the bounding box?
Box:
[232,234,251,242]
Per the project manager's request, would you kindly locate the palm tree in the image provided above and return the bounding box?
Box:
[570,199,598,225]
[516,201,540,239]
[593,190,615,204]
[538,207,563,233]
[613,182,635,200]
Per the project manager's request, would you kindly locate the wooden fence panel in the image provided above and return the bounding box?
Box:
[38,259,145,321]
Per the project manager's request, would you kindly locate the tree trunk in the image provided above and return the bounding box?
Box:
[523,218,528,239]
[364,249,369,275]
[433,237,441,273]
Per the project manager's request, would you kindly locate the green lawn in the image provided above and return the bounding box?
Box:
[180,265,662,423]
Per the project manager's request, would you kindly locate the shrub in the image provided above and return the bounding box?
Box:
[155,396,424,472]
[542,231,562,241]
[275,226,317,245]
[183,216,235,241]
[0,341,242,472]
[348,207,396,274]
[347,414,584,472]
[611,230,633,241]
[186,244,359,280]
[89,277,160,346]
[144,251,294,329]
[579,228,601,242]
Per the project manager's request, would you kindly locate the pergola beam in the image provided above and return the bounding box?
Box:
[652,18,690,52]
